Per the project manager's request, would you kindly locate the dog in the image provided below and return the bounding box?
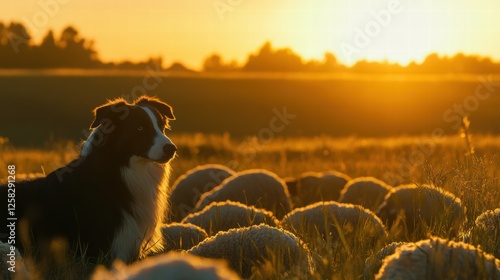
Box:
[0,96,176,265]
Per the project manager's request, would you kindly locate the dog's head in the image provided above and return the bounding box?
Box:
[83,96,177,163]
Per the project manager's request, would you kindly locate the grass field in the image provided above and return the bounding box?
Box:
[1,73,500,147]
[1,73,500,278]
[1,131,499,279]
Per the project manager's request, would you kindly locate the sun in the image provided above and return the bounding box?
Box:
[264,0,455,66]
[333,0,453,66]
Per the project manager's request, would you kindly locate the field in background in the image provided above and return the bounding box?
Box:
[1,73,500,147]
[2,73,500,278]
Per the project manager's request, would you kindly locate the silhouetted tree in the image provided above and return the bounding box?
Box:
[0,22,6,46]
[203,53,239,72]
[0,23,106,68]
[351,60,404,73]
[0,22,33,67]
[448,53,496,74]
[243,41,305,72]
[42,30,57,49]
[304,52,343,72]
[323,52,339,71]
[419,53,450,73]
[166,61,196,72]
[1,21,500,73]
[115,57,163,70]
[59,26,78,48]
[7,22,31,48]
[57,26,99,68]
[32,30,61,68]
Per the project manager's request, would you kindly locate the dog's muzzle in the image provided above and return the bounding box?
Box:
[160,144,177,162]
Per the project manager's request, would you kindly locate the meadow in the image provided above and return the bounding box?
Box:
[2,131,499,222]
[1,72,500,147]
[1,73,500,279]
[1,132,499,278]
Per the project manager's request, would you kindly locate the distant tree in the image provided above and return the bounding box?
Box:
[57,26,100,67]
[351,60,404,73]
[59,26,78,48]
[7,22,31,48]
[323,52,339,71]
[405,61,419,73]
[0,22,7,67]
[41,30,57,49]
[304,59,322,72]
[166,61,196,72]
[203,53,223,71]
[203,53,239,72]
[0,22,32,67]
[243,41,305,72]
[0,22,6,46]
[447,53,496,74]
[115,56,163,70]
[1,21,500,74]
[258,41,272,57]
[420,53,451,73]
[32,30,61,67]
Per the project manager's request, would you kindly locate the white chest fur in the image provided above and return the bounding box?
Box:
[111,156,170,262]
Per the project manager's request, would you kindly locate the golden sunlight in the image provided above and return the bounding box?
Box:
[1,0,499,68]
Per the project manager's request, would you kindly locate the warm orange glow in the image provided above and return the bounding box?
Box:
[1,1,499,69]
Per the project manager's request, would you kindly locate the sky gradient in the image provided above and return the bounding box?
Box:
[2,0,500,69]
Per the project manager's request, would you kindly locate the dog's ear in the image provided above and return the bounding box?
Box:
[90,99,129,128]
[136,96,175,120]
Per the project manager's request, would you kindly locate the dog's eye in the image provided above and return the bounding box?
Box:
[137,126,144,131]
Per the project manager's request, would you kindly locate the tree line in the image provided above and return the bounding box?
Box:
[0,22,161,69]
[1,21,500,74]
[205,41,500,74]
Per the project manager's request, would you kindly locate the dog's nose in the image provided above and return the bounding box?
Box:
[163,144,177,159]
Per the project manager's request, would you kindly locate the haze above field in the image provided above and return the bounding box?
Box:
[2,22,500,74]
[1,1,500,147]
[1,0,500,70]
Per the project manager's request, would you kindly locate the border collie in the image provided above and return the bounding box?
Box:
[0,96,176,264]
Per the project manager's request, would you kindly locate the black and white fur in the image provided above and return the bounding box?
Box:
[0,96,176,264]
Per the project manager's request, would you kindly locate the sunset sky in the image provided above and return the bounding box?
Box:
[2,0,500,69]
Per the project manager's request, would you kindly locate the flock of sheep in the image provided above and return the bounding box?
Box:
[2,164,500,279]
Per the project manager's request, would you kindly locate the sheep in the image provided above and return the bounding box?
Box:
[182,200,279,236]
[168,164,235,222]
[161,223,208,252]
[0,241,29,280]
[91,251,241,280]
[283,177,298,196]
[364,242,406,280]
[187,224,312,279]
[469,208,500,258]
[376,184,465,241]
[194,169,292,219]
[375,237,500,279]
[338,177,392,212]
[286,171,351,208]
[281,201,387,255]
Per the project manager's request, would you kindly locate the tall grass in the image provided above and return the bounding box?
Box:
[3,133,499,187]
[1,133,499,279]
